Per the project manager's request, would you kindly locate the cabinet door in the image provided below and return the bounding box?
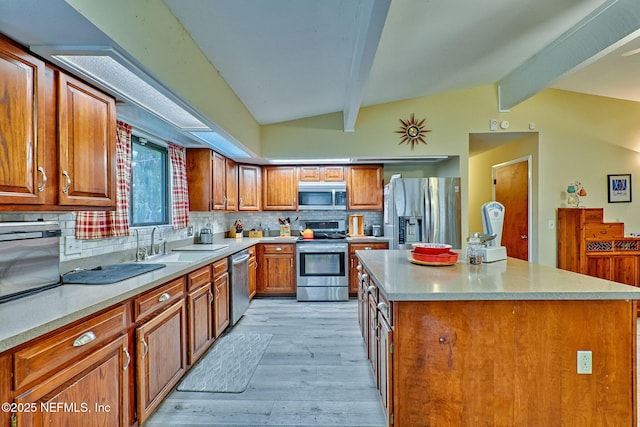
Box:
[58,73,116,207]
[348,242,389,293]
[15,335,130,427]
[239,164,261,211]
[298,166,321,181]
[136,300,187,425]
[368,294,378,382]
[612,255,638,286]
[347,165,383,210]
[257,244,296,294]
[262,166,298,210]
[225,158,238,211]
[187,285,214,365]
[211,151,226,210]
[186,148,213,211]
[249,252,258,300]
[378,316,393,422]
[213,271,230,338]
[322,166,344,181]
[0,37,46,205]
[586,256,612,281]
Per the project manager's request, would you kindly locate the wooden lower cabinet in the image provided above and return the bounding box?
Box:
[0,353,10,427]
[14,334,130,427]
[135,300,187,425]
[349,242,388,294]
[213,270,230,338]
[187,282,214,365]
[256,243,296,295]
[248,245,257,299]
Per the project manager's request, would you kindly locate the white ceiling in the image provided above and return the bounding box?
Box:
[2,0,640,136]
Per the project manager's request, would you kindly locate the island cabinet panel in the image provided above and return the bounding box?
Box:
[262,166,298,210]
[0,36,46,205]
[349,242,388,294]
[392,299,637,426]
[57,72,116,207]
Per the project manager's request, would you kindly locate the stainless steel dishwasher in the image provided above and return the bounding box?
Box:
[229,249,251,325]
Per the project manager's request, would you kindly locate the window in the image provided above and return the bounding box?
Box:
[130,136,170,226]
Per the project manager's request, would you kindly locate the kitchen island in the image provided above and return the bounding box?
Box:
[356,250,640,427]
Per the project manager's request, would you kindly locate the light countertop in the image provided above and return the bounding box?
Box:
[356,250,640,302]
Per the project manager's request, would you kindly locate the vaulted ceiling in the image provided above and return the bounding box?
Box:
[2,0,640,136]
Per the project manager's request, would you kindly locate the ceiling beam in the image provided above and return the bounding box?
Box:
[498,0,640,111]
[343,0,391,132]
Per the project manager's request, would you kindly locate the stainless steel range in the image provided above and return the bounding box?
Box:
[296,220,348,301]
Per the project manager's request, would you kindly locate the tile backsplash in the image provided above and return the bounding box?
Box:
[0,210,383,263]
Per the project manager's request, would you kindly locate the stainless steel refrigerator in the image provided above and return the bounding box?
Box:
[383,177,461,249]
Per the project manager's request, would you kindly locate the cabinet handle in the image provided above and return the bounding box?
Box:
[356,264,362,272]
[62,170,71,194]
[37,166,47,192]
[158,292,171,302]
[367,285,376,293]
[209,290,214,304]
[73,331,96,347]
[275,247,282,251]
[141,337,149,359]
[377,302,388,311]
[362,273,368,281]
[365,246,372,250]
[123,347,130,370]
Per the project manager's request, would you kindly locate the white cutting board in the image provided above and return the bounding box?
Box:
[173,244,229,251]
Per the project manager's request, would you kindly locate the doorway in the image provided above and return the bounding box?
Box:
[493,157,530,261]
[468,132,538,262]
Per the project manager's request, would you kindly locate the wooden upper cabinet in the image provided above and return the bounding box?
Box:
[347,165,383,210]
[212,151,226,210]
[238,164,261,211]
[57,73,116,207]
[186,148,213,211]
[298,166,344,182]
[0,36,46,205]
[225,158,238,211]
[262,166,298,210]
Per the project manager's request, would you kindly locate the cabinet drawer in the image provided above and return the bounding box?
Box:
[261,243,294,254]
[212,258,228,277]
[135,277,185,322]
[350,242,389,254]
[14,304,128,391]
[248,245,256,258]
[377,288,392,326]
[582,208,604,223]
[584,223,624,239]
[187,266,211,292]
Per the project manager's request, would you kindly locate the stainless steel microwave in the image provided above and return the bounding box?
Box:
[298,181,347,210]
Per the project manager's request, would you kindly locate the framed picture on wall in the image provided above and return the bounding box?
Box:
[607,174,632,203]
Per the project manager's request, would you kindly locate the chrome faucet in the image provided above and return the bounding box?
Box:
[150,226,159,256]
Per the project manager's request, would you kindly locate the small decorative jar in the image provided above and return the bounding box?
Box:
[466,233,483,265]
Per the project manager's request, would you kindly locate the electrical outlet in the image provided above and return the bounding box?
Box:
[548,220,555,230]
[64,236,82,255]
[489,119,498,131]
[577,350,592,374]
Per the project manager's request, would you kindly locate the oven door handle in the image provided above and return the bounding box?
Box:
[297,246,348,253]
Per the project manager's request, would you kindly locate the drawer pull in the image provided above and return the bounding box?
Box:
[275,247,282,251]
[123,347,131,370]
[141,338,149,359]
[365,246,372,250]
[367,285,376,293]
[73,331,96,347]
[37,166,47,192]
[158,292,171,302]
[600,230,608,234]
[62,170,71,194]
[209,290,214,304]
[356,264,362,271]
[377,302,388,311]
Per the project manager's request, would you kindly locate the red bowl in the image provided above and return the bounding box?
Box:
[410,250,458,264]
[412,243,452,255]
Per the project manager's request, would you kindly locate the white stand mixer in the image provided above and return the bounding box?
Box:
[481,201,507,262]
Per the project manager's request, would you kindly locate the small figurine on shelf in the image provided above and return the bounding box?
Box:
[567,181,587,207]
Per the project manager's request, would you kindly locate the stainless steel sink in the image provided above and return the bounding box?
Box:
[140,252,209,264]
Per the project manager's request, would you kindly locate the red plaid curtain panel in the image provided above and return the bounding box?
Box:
[75,121,132,239]
[169,142,190,230]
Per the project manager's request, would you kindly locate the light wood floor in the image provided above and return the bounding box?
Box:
[146,298,386,426]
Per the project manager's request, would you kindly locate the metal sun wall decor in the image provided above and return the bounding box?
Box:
[396,113,431,149]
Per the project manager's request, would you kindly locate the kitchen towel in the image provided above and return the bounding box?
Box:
[177,332,272,393]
